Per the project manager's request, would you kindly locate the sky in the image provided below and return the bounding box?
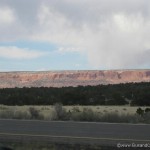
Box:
[0,0,150,71]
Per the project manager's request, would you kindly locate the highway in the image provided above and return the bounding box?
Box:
[0,119,150,146]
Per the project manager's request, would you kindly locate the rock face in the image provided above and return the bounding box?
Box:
[0,70,150,88]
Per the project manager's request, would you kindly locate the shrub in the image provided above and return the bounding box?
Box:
[145,108,150,113]
[53,103,69,120]
[0,110,14,119]
[0,109,31,120]
[136,107,144,116]
[143,112,150,123]
[72,107,80,112]
[123,108,127,111]
[99,113,142,123]
[80,108,100,121]
[71,108,100,121]
[29,107,43,119]
[13,110,31,119]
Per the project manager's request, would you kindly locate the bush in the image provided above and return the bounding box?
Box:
[70,108,100,121]
[53,103,69,120]
[13,111,31,119]
[29,107,43,119]
[79,108,100,121]
[136,107,144,116]
[145,108,150,113]
[99,113,142,123]
[143,112,150,123]
[0,110,14,119]
[0,109,31,120]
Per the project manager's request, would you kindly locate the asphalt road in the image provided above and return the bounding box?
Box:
[0,119,150,145]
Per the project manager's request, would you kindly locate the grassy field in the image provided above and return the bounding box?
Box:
[0,105,150,124]
[0,105,149,119]
[63,105,149,115]
[0,105,149,114]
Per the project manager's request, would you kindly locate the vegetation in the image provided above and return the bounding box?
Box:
[0,105,150,123]
[136,107,144,116]
[0,82,150,106]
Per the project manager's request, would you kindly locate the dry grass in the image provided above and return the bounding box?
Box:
[64,105,150,115]
[0,105,150,123]
[0,105,149,118]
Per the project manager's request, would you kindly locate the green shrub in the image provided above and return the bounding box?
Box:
[136,107,144,116]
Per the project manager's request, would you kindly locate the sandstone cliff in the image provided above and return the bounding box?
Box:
[0,70,150,88]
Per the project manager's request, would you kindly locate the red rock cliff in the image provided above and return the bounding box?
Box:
[0,70,150,88]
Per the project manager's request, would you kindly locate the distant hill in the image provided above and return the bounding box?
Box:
[0,70,150,88]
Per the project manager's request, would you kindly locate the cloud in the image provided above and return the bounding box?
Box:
[0,46,47,59]
[0,0,150,69]
[0,6,16,25]
[58,47,82,53]
[32,2,150,69]
[86,12,150,69]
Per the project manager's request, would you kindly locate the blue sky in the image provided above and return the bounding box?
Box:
[0,0,150,71]
[0,41,89,71]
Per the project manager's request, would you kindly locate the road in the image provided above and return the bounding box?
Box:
[0,119,150,146]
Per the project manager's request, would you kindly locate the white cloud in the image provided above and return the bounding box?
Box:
[86,13,150,69]
[0,7,16,25]
[0,46,47,59]
[0,0,150,69]
[58,47,82,53]
[33,4,81,46]
[32,3,150,69]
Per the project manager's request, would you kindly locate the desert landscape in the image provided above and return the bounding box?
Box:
[0,70,150,88]
[1,0,150,149]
